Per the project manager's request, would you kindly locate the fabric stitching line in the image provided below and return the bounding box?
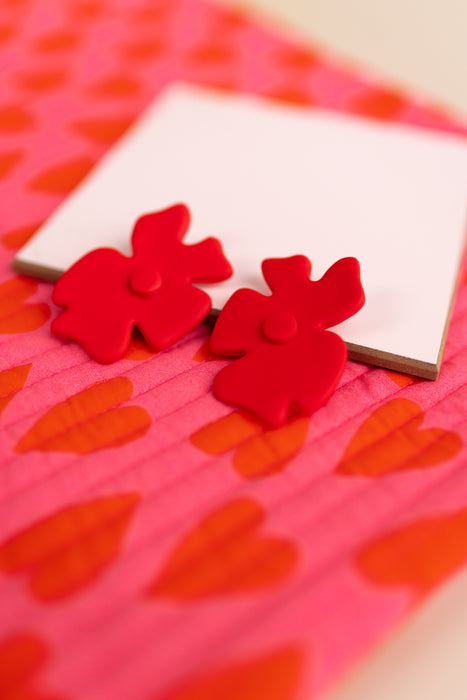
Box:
[0,288,466,423]
[337,413,465,477]
[14,406,154,455]
[333,398,465,475]
[191,355,467,478]
[3,316,368,447]
[2,350,466,530]
[0,312,207,366]
[188,370,372,458]
[27,429,467,672]
[0,364,371,490]
[0,327,209,431]
[203,442,467,650]
[5,378,463,564]
[0,335,82,367]
[0,391,220,508]
[1,354,92,404]
[0,499,142,586]
[72,390,467,570]
[130,406,467,559]
[2,344,467,519]
[2,367,201,455]
[0,361,452,517]
[0,359,227,478]
[1,499,284,597]
[100,419,467,640]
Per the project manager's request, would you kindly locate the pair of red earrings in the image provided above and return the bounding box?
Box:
[51,204,365,427]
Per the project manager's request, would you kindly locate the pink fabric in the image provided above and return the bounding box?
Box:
[0,1,467,699]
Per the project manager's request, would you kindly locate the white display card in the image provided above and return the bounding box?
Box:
[15,85,467,378]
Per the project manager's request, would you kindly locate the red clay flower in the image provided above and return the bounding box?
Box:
[52,204,233,362]
[210,255,365,426]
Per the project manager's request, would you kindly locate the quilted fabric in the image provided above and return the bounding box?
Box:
[0,0,467,699]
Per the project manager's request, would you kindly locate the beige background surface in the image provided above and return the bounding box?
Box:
[218,1,467,698]
[222,0,467,116]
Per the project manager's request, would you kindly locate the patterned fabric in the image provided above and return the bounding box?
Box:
[0,0,467,698]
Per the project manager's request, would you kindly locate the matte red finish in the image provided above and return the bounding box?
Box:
[51,204,233,363]
[210,255,365,427]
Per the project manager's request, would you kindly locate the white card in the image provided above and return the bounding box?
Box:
[15,85,467,378]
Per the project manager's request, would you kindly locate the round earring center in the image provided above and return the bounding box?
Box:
[129,266,162,296]
[262,311,298,344]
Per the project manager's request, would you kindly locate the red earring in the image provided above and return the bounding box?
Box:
[210,255,365,427]
[51,203,233,363]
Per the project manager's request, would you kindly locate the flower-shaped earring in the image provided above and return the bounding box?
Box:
[51,203,233,363]
[210,255,365,426]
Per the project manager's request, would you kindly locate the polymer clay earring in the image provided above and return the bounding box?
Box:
[51,203,233,363]
[210,255,365,427]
